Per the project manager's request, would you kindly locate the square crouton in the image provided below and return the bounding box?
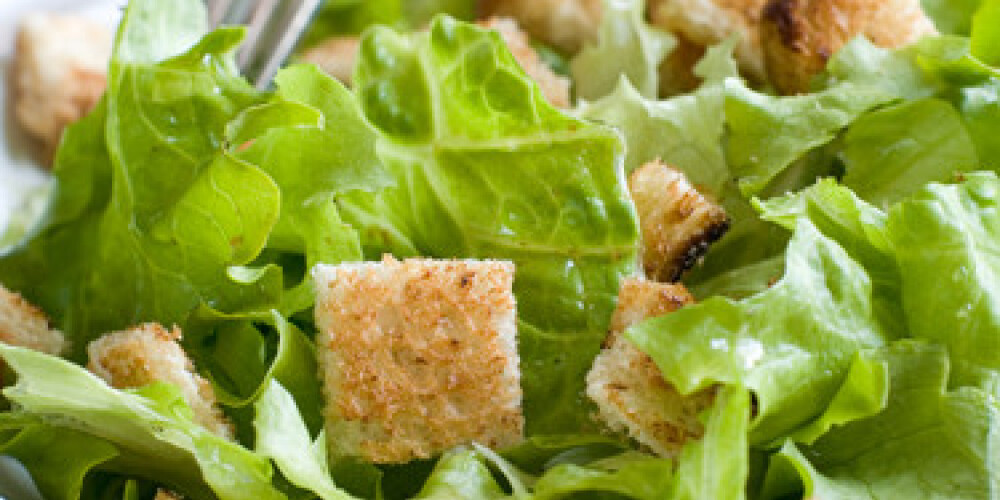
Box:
[13,13,111,161]
[87,323,233,439]
[629,160,729,282]
[0,284,65,356]
[312,256,523,463]
[586,277,716,457]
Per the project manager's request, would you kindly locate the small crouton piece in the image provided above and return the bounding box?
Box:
[313,256,523,464]
[479,0,604,54]
[586,278,715,457]
[13,13,112,163]
[87,324,233,439]
[0,284,66,356]
[154,490,183,500]
[629,161,729,282]
[761,0,937,94]
[648,0,770,82]
[300,36,360,85]
[481,17,572,108]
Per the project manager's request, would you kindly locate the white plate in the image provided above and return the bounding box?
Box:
[0,3,124,498]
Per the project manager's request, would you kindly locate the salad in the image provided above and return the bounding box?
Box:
[0,0,998,498]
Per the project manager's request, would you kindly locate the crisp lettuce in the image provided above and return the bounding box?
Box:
[761,341,1000,499]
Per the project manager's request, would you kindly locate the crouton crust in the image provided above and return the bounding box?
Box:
[479,0,604,54]
[313,256,523,464]
[87,324,233,439]
[586,278,715,457]
[761,0,937,94]
[0,284,65,356]
[648,0,770,81]
[481,17,572,108]
[629,161,729,282]
[300,36,360,85]
[13,14,111,163]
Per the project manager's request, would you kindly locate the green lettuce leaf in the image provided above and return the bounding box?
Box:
[0,344,285,500]
[413,449,509,500]
[921,0,984,35]
[887,172,1000,393]
[229,63,390,314]
[341,15,640,433]
[761,341,1000,500]
[725,79,894,197]
[971,0,1000,66]
[254,379,354,500]
[570,0,675,101]
[628,218,888,444]
[841,98,977,207]
[0,0,284,359]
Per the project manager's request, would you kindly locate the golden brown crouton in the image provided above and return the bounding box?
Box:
[480,17,572,108]
[648,0,770,82]
[479,0,604,54]
[12,13,111,163]
[154,490,183,500]
[629,160,729,282]
[586,278,715,457]
[299,36,360,85]
[658,34,707,96]
[312,256,523,464]
[761,0,937,94]
[87,324,233,439]
[0,284,66,356]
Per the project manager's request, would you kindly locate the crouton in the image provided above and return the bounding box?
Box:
[299,36,360,85]
[629,161,729,282]
[87,324,233,439]
[479,0,603,54]
[648,0,770,82]
[312,256,523,464]
[0,284,65,356]
[12,13,111,163]
[658,34,707,96]
[480,17,572,108]
[761,0,937,94]
[154,490,182,500]
[586,278,715,457]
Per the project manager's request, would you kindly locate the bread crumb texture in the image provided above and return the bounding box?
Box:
[0,284,66,356]
[586,277,716,457]
[87,323,234,439]
[313,256,523,463]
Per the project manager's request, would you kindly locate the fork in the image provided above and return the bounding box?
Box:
[206,0,323,89]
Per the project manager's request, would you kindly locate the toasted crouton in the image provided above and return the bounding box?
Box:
[312,256,523,464]
[13,13,111,163]
[300,36,360,85]
[87,324,233,439]
[0,284,66,356]
[479,0,603,54]
[481,17,572,108]
[761,0,937,94]
[586,278,715,457]
[154,490,182,500]
[648,0,770,82]
[629,160,729,282]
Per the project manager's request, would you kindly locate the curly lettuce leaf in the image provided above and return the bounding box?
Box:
[761,341,1000,500]
[570,0,675,101]
[628,219,888,444]
[413,449,509,500]
[887,172,1000,393]
[341,16,640,433]
[0,344,284,500]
